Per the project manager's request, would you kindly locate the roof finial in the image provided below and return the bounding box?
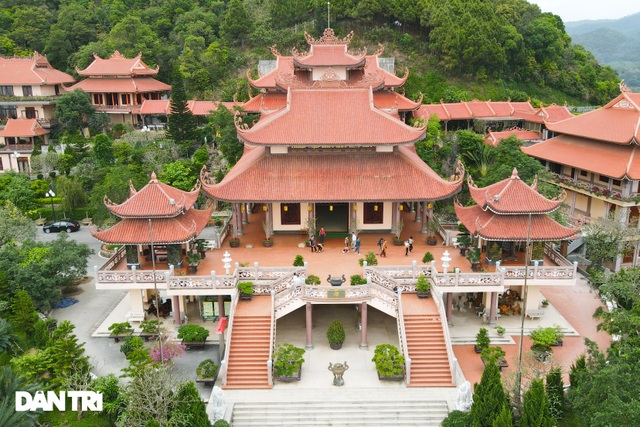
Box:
[327,2,331,29]
[511,168,519,179]
[620,80,631,93]
[150,171,157,181]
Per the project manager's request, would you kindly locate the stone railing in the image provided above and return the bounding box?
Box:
[396,290,411,385]
[500,262,577,281]
[545,244,573,266]
[167,273,236,290]
[429,286,458,386]
[220,289,240,387]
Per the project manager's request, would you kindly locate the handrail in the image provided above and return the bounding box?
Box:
[267,290,276,386]
[396,290,411,385]
[220,289,240,387]
[430,286,457,385]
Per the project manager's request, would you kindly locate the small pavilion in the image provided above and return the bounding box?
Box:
[455,168,580,320]
[91,172,213,323]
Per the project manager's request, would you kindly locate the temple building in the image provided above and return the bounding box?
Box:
[201,28,463,237]
[68,51,171,125]
[522,85,640,270]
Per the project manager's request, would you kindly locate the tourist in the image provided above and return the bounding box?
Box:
[351,232,357,249]
[380,239,388,257]
[405,239,410,256]
[343,236,350,253]
[355,237,361,254]
[319,226,326,244]
[408,236,414,253]
[377,237,384,254]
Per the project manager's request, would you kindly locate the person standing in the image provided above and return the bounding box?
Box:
[343,236,350,253]
[377,237,384,254]
[355,237,361,254]
[351,231,357,249]
[381,239,388,257]
[319,226,326,244]
[408,236,414,253]
[404,239,410,256]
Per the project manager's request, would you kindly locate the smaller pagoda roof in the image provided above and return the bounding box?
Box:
[468,169,565,215]
[373,91,422,112]
[136,100,235,116]
[104,172,200,219]
[90,206,213,245]
[455,202,579,242]
[484,128,541,146]
[0,52,75,85]
[293,43,366,68]
[0,118,48,137]
[242,93,287,113]
[417,100,535,121]
[67,77,170,93]
[514,104,573,124]
[248,56,295,89]
[77,51,159,77]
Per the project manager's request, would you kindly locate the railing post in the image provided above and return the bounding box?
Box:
[131,265,136,285]
[412,260,417,279]
[451,357,458,386]
[211,270,216,288]
[93,265,98,282]
[220,360,227,386]
[254,261,259,280]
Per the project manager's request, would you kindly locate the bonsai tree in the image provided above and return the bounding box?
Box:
[457,233,472,256]
[326,320,346,349]
[487,242,502,264]
[238,281,254,300]
[495,325,506,336]
[196,359,219,380]
[140,320,160,337]
[422,251,434,264]
[186,253,201,266]
[194,239,207,257]
[350,274,368,286]
[371,344,405,379]
[467,247,481,265]
[426,219,438,245]
[293,254,304,266]
[475,327,491,353]
[178,324,210,343]
[305,274,321,285]
[108,322,133,341]
[273,343,305,379]
[358,251,378,266]
[120,336,145,359]
[531,241,545,263]
[416,274,430,298]
[530,326,564,352]
[481,346,507,369]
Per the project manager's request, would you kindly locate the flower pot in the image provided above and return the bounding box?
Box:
[188,265,198,274]
[377,371,405,381]
[426,238,437,245]
[276,369,301,383]
[240,293,252,301]
[417,291,430,299]
[471,262,482,272]
[182,339,206,350]
[330,342,343,350]
[474,345,484,354]
[262,240,273,247]
[229,239,240,248]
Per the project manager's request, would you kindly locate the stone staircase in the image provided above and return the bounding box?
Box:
[230,399,449,426]
[223,314,272,389]
[404,314,454,387]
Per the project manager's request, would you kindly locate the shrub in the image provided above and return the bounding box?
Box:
[481,346,506,363]
[237,281,253,295]
[467,247,481,263]
[416,274,430,292]
[293,254,304,266]
[140,320,160,335]
[326,320,345,345]
[177,324,209,342]
[532,241,545,260]
[488,242,502,261]
[305,275,320,285]
[196,359,219,379]
[108,322,133,336]
[273,343,305,377]
[476,327,491,351]
[350,274,368,286]
[371,344,405,377]
[358,251,378,266]
[530,326,563,350]
[150,340,185,364]
[441,410,472,427]
[422,251,434,263]
[120,336,145,359]
[213,421,230,427]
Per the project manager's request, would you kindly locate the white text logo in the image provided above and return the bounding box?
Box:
[15,391,103,412]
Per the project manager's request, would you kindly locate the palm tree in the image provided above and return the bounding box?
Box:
[0,366,42,427]
[463,140,496,177]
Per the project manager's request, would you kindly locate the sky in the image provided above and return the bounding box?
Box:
[528,0,640,22]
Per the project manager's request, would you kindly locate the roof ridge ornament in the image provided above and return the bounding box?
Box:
[110,50,125,60]
[620,80,631,93]
[270,45,281,57]
[304,28,354,45]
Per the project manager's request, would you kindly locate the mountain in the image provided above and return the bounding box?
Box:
[566,13,640,89]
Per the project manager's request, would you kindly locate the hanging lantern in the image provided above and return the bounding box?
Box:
[263,205,268,211]
[284,205,288,212]
[241,205,245,211]
[353,204,358,211]
[307,205,312,211]
[374,205,378,211]
[399,204,404,211]
[329,205,333,211]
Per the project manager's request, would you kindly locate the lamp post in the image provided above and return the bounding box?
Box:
[46,187,56,221]
[148,219,164,363]
[515,212,533,407]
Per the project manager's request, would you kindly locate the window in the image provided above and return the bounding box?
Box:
[580,170,588,177]
[6,137,16,145]
[0,86,14,96]
[548,162,561,174]
[0,158,3,171]
[612,179,622,187]
[280,203,300,225]
[364,202,384,224]
[0,106,17,119]
[17,158,29,174]
[93,94,103,105]
[599,175,609,184]
[24,107,36,119]
[22,86,32,96]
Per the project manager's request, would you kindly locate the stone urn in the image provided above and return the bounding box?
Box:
[327,274,346,286]
[328,361,349,386]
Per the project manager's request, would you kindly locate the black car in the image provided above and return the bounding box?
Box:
[43,219,81,233]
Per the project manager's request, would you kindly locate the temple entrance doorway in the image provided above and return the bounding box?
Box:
[316,203,349,234]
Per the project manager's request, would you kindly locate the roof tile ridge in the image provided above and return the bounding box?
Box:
[369,92,426,135]
[634,115,640,141]
[626,145,638,176]
[439,99,452,120]
[486,100,496,116]
[463,101,473,117]
[29,55,46,84]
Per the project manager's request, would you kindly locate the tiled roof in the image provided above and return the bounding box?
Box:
[237,88,425,146]
[77,51,158,76]
[468,169,564,214]
[522,134,640,180]
[242,93,287,113]
[138,99,170,115]
[67,77,170,93]
[514,104,573,124]
[201,145,463,202]
[90,206,213,245]
[105,172,201,218]
[0,118,49,137]
[248,57,295,89]
[363,55,407,87]
[455,203,579,241]
[373,91,421,111]
[417,101,536,121]
[137,100,234,116]
[547,92,640,144]
[0,52,75,85]
[293,44,365,67]
[484,129,541,146]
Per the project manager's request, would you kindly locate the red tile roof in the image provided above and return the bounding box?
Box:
[455,203,579,241]
[67,77,170,93]
[137,100,235,116]
[90,207,213,245]
[105,172,201,218]
[201,145,463,202]
[522,134,640,180]
[0,118,49,137]
[363,55,408,88]
[237,88,426,146]
[514,104,573,124]
[0,52,75,85]
[484,128,541,146]
[373,91,421,111]
[248,57,295,89]
[138,100,170,115]
[547,92,640,144]
[468,169,565,214]
[293,44,366,67]
[242,93,287,113]
[77,51,159,77]
[417,101,536,121]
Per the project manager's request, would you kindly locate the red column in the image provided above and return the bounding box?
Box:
[218,295,225,318]
[360,302,368,349]
[305,302,314,350]
[172,296,181,325]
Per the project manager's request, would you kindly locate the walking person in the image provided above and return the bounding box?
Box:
[404,239,410,256]
[408,236,414,253]
[351,231,357,250]
[355,237,361,255]
[380,239,388,257]
[377,237,384,254]
[319,226,326,244]
[343,236,350,253]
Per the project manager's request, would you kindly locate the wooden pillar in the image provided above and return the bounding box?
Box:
[446,293,453,326]
[414,201,421,222]
[421,200,429,233]
[360,302,368,350]
[172,295,181,325]
[489,292,498,325]
[218,295,225,318]
[233,203,243,236]
[305,302,314,350]
[241,203,248,224]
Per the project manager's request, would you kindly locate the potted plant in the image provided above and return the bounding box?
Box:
[273,343,305,382]
[195,239,207,258]
[185,252,201,274]
[393,218,404,246]
[229,224,240,248]
[529,326,563,361]
[422,251,434,264]
[467,247,482,271]
[481,346,508,371]
[531,241,545,265]
[305,275,321,285]
[358,251,378,267]
[415,274,431,298]
[371,344,405,381]
[108,321,134,342]
[495,325,506,337]
[238,281,254,301]
[293,254,304,267]
[350,274,368,286]
[119,336,145,359]
[327,320,346,350]
[475,327,490,354]
[486,242,502,265]
[139,319,161,341]
[457,234,472,256]
[262,220,274,247]
[196,358,219,386]
[425,220,439,245]
[178,324,209,349]
[167,244,183,267]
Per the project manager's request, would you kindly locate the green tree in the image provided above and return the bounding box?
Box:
[48,320,90,389]
[106,16,161,65]
[92,133,115,167]
[545,367,565,420]
[492,403,513,427]
[159,161,197,192]
[0,172,37,212]
[166,69,198,149]
[470,360,509,427]
[55,89,96,134]
[118,365,179,425]
[520,378,553,427]
[583,214,636,271]
[9,290,38,337]
[0,201,35,248]
[92,374,126,423]
[55,176,88,213]
[170,381,211,427]
[220,0,253,45]
[0,366,42,427]
[208,106,243,167]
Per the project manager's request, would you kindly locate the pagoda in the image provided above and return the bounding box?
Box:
[455,168,579,317]
[201,28,463,239]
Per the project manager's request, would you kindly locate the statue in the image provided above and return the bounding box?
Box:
[211,386,227,421]
[328,361,349,386]
[456,381,473,412]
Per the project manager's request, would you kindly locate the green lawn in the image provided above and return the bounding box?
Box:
[39,409,113,427]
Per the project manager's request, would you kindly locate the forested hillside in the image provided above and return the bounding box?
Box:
[566,13,640,90]
[0,0,620,105]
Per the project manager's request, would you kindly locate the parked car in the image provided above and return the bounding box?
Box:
[43,219,81,233]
